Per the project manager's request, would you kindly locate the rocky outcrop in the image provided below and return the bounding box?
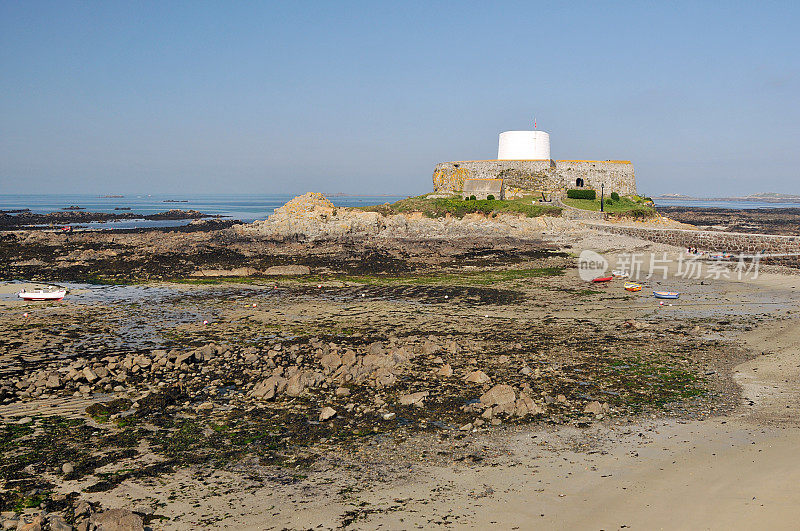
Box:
[235,192,572,242]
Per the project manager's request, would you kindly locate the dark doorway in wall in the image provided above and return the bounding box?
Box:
[576,178,584,187]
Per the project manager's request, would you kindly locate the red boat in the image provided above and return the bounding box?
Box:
[592,276,613,283]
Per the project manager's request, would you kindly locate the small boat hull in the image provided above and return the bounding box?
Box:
[18,290,67,301]
[592,277,613,283]
[653,291,679,299]
[624,282,642,292]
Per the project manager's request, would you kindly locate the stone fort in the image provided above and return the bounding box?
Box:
[432,129,637,196]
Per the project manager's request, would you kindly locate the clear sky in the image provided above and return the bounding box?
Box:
[1,1,798,196]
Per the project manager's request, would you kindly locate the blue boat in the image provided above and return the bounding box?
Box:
[653,291,679,299]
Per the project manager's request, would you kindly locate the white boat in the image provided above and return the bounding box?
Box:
[18,287,67,301]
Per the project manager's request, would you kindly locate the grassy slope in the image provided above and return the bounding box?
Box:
[356,194,562,219]
[562,196,656,217]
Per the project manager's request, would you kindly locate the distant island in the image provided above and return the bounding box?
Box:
[653,192,800,203]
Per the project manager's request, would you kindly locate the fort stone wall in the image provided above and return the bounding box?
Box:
[432,159,636,196]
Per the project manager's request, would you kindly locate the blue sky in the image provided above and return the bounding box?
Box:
[1,1,798,196]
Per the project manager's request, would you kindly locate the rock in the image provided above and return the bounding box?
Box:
[263,265,311,276]
[368,342,385,356]
[16,417,33,425]
[82,367,98,383]
[320,353,342,374]
[464,370,491,384]
[74,501,91,518]
[62,462,74,475]
[191,267,259,277]
[421,340,439,356]
[520,366,532,376]
[45,374,62,389]
[250,376,287,399]
[373,367,397,388]
[514,392,545,416]
[47,515,72,531]
[480,384,516,407]
[341,350,357,367]
[335,387,350,397]
[436,364,453,377]
[17,515,43,531]
[196,402,213,412]
[175,351,196,366]
[583,401,607,415]
[89,508,144,531]
[556,394,567,403]
[459,423,473,431]
[285,371,310,397]
[390,347,411,364]
[196,344,217,361]
[399,391,429,406]
[319,407,337,421]
[382,412,396,420]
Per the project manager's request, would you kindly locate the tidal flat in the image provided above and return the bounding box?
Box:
[2,206,800,529]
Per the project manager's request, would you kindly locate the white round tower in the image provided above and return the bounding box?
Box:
[497,131,551,160]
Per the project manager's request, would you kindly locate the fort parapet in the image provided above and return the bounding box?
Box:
[432,159,636,196]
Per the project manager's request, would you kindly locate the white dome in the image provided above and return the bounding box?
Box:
[497,131,550,160]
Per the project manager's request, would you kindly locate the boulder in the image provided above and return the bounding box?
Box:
[48,515,72,531]
[583,401,608,415]
[89,508,144,531]
[175,351,195,366]
[436,364,453,377]
[480,384,516,407]
[263,265,311,276]
[373,367,397,388]
[341,350,357,367]
[285,371,320,397]
[320,353,342,374]
[464,370,491,384]
[250,376,287,399]
[368,342,385,356]
[514,392,545,416]
[191,267,258,277]
[399,391,429,406]
[421,340,439,356]
[17,515,43,531]
[45,374,62,389]
[195,344,217,361]
[319,407,337,421]
[390,347,411,365]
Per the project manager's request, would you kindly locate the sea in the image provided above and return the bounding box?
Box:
[0,193,407,230]
[653,199,800,209]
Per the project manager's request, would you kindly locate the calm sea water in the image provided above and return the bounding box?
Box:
[654,199,800,209]
[0,193,407,229]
